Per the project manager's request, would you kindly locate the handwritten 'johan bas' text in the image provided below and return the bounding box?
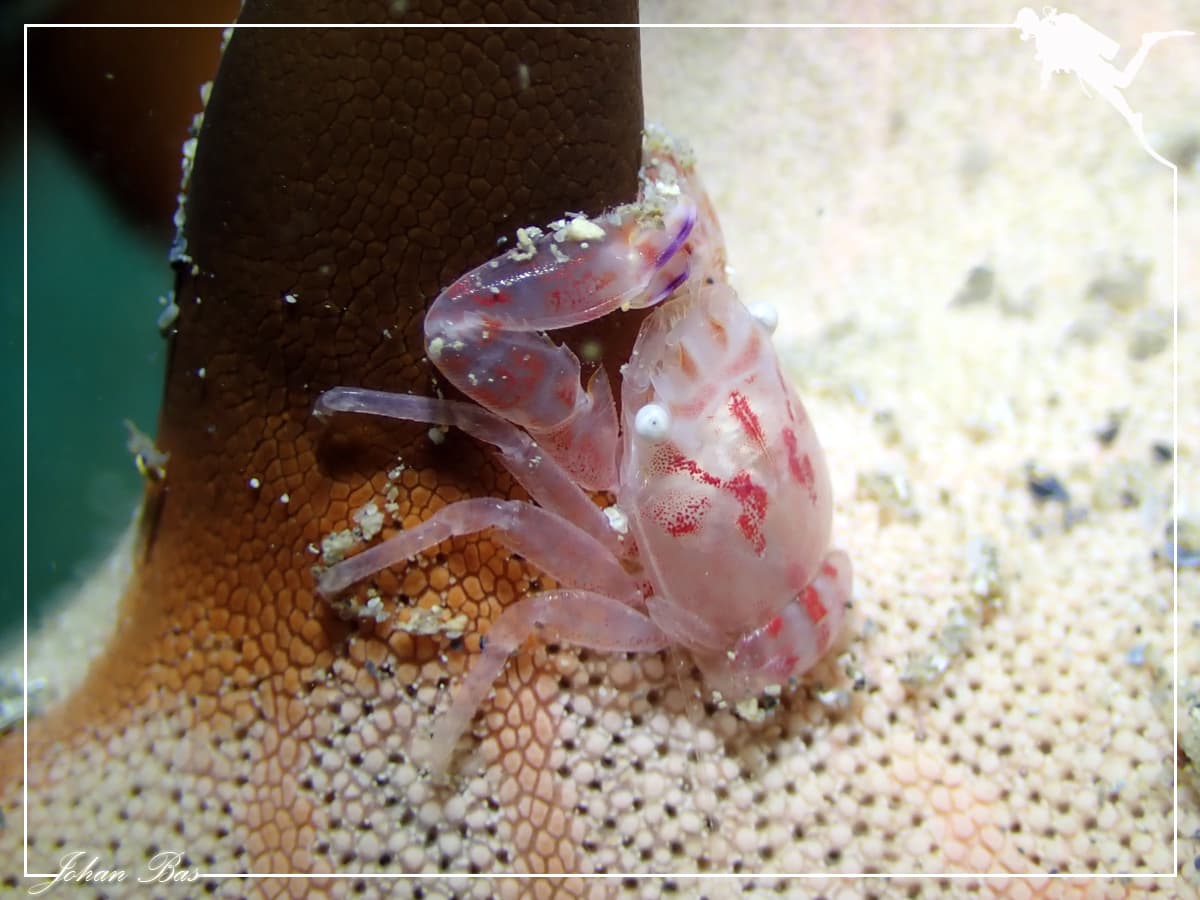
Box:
[28,850,200,895]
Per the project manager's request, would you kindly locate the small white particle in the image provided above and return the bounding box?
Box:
[354,502,385,541]
[248,477,261,489]
[735,697,767,722]
[563,216,605,242]
[603,506,629,535]
[509,226,540,261]
[817,688,852,710]
[364,596,390,624]
[156,300,180,334]
[321,529,358,565]
[280,493,290,505]
[197,367,206,379]
[179,137,198,192]
[283,293,298,305]
[428,426,447,445]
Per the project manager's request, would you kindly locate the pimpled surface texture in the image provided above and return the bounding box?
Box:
[5,1,647,893]
[10,0,1200,897]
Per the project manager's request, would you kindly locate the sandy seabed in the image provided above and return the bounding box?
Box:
[15,0,1200,893]
[638,0,1199,888]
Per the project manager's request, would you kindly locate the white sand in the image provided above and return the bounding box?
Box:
[15,2,1200,887]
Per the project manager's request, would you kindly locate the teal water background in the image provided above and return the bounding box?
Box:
[1,142,18,639]
[16,129,169,636]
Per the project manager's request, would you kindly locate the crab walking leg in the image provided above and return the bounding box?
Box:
[422,199,697,490]
[706,549,853,698]
[316,387,625,556]
[317,497,641,607]
[415,590,670,772]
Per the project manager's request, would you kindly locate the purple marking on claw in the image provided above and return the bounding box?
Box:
[653,200,697,270]
[650,264,690,306]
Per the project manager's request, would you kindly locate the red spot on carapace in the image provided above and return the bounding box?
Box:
[782,427,818,504]
[821,560,838,579]
[651,493,711,539]
[801,584,827,625]
[652,448,770,554]
[765,615,783,638]
[728,390,766,450]
[655,446,721,487]
[724,470,768,555]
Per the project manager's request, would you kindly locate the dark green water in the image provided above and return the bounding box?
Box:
[1,141,18,639]
[16,129,169,636]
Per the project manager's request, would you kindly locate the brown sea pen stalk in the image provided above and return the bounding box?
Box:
[5,1,644,890]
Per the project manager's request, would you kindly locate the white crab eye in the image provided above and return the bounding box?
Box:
[634,403,672,442]
[748,300,779,335]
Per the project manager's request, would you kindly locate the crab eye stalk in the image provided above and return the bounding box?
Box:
[634,403,672,441]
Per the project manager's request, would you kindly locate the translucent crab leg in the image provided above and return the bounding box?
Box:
[315,387,626,556]
[316,497,640,607]
[414,589,669,773]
